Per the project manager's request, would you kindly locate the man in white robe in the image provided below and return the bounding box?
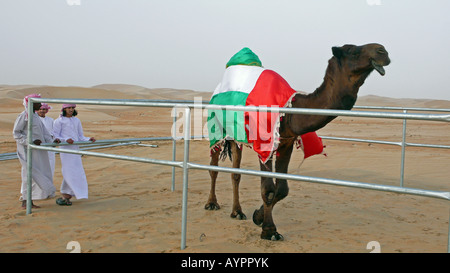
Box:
[53,104,96,205]
[13,94,56,209]
[37,103,56,177]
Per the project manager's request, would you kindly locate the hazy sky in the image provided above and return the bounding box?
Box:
[1,0,449,100]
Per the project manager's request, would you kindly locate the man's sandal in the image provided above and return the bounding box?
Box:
[56,197,72,206]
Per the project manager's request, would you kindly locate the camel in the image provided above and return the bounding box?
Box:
[205,43,390,240]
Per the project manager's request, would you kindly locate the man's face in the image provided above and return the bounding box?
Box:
[37,108,48,117]
[65,107,75,116]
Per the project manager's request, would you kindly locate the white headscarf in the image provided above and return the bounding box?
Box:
[22,93,41,119]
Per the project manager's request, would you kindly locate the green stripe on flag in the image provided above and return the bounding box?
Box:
[225,47,262,68]
[207,91,249,147]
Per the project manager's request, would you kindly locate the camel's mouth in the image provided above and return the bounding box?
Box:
[371,60,386,76]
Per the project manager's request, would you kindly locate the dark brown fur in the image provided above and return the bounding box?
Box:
[206,43,390,240]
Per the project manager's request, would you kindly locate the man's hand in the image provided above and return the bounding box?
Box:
[67,138,74,144]
[33,139,42,145]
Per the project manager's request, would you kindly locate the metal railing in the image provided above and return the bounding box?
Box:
[324,106,450,187]
[25,97,450,252]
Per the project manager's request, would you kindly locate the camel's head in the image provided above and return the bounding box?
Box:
[332,43,390,76]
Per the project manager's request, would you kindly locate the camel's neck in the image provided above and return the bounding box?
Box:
[305,58,370,109]
[286,58,371,136]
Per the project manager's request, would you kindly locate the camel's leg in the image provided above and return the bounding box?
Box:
[255,157,279,240]
[253,142,294,240]
[272,142,294,204]
[205,148,220,210]
[230,142,246,220]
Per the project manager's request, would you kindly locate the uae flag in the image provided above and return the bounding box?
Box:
[207,48,325,163]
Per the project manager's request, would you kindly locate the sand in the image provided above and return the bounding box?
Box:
[0,84,449,253]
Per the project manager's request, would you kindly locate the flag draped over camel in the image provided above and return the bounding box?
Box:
[207,47,325,163]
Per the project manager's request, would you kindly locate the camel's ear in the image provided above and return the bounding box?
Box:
[332,46,344,59]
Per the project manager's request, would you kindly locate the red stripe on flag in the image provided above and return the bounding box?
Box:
[244,70,297,162]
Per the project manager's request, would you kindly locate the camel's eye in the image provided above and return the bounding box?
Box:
[349,50,360,58]
[377,48,386,54]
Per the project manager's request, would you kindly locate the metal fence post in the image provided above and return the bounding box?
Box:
[26,99,34,215]
[181,107,191,250]
[400,110,407,187]
[172,107,177,191]
[448,208,450,253]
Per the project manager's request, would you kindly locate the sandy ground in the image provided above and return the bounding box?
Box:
[0,84,449,253]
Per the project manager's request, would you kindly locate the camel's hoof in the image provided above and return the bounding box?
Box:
[252,209,263,226]
[261,231,284,241]
[204,202,220,210]
[271,232,284,241]
[231,211,247,220]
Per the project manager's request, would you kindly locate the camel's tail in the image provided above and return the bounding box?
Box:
[219,140,233,162]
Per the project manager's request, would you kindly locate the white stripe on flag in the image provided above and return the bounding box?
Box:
[213,65,265,96]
